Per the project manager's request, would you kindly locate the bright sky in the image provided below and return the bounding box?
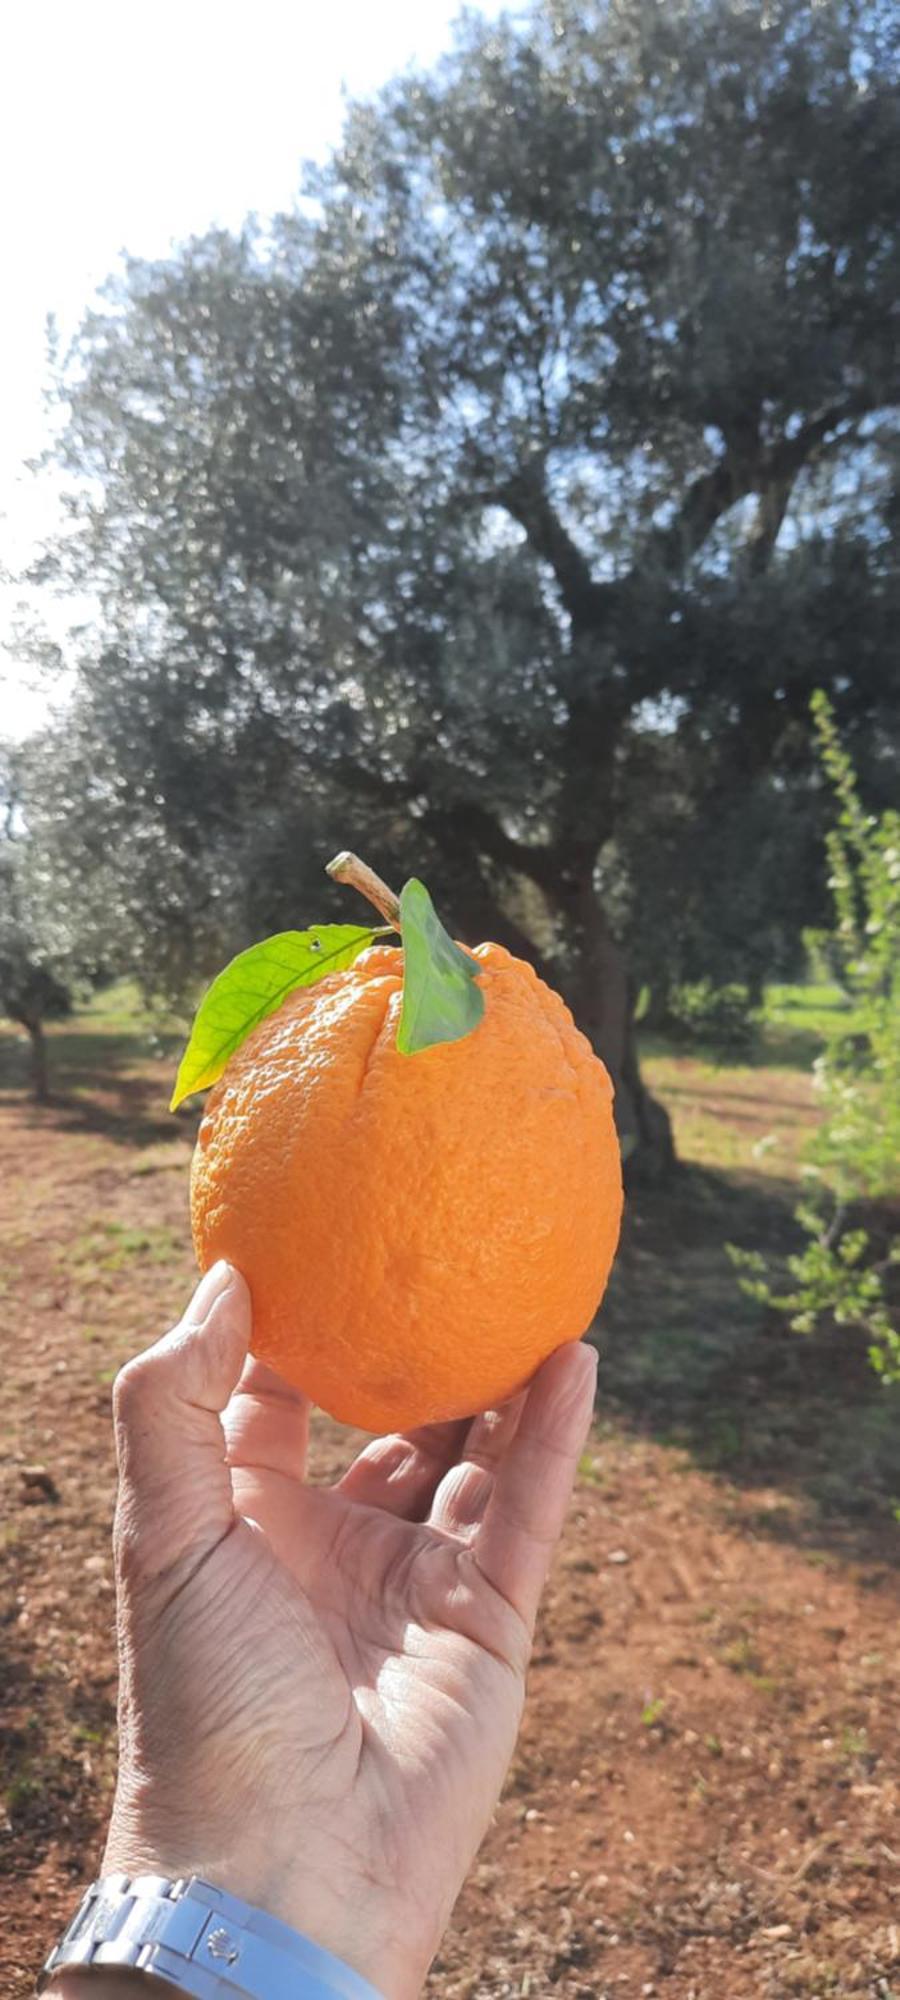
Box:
[1,0,508,739]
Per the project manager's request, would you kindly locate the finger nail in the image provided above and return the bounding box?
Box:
[186,1259,235,1325]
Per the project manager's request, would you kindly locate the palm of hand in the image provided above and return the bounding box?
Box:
[106,1273,595,1998]
[232,1394,526,1929]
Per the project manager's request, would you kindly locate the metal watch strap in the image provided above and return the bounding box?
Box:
[39,1872,385,2000]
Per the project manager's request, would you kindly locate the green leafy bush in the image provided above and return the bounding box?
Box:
[731,694,900,1384]
[666,980,758,1053]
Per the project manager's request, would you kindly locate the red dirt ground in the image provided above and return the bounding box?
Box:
[1,1056,899,1998]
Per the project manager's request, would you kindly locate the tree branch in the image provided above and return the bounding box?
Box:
[741,471,795,577]
[426,799,561,892]
[642,400,871,579]
[494,398,870,643]
[495,460,613,626]
[331,756,562,894]
[643,456,746,575]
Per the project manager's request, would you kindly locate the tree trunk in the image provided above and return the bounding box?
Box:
[556,880,676,1183]
[428,795,676,1179]
[27,1016,50,1105]
[618,996,677,1183]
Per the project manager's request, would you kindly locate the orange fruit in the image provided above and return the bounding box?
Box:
[191,941,622,1433]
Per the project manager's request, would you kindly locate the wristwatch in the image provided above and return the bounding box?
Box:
[39,1872,385,1999]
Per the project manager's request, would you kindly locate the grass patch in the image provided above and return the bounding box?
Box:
[757,981,858,1071]
[762,981,853,1038]
[3,1773,43,1815]
[63,1219,182,1278]
[720,1634,764,1676]
[639,978,855,1075]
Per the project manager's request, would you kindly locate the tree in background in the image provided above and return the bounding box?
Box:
[0,745,77,1102]
[27,0,900,1170]
[733,694,900,1384]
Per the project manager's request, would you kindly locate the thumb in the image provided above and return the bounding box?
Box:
[112,1261,250,1599]
[472,1340,598,1635]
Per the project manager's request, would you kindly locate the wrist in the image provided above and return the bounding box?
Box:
[99,1825,428,2000]
[40,1870,415,2000]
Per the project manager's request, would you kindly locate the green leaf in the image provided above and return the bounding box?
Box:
[170,924,384,1108]
[396,879,485,1055]
[633,982,652,1024]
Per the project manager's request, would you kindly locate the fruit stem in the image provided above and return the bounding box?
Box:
[327,851,402,929]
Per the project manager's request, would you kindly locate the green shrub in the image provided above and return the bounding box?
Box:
[666,980,758,1052]
[731,694,900,1385]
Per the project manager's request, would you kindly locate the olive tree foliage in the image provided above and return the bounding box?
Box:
[0,743,82,1101]
[28,0,900,1170]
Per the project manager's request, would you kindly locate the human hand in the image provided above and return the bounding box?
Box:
[83,1263,597,1997]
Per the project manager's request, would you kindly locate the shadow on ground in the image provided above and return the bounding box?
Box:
[597,1161,900,1566]
[0,1627,108,1892]
[0,1023,189,1150]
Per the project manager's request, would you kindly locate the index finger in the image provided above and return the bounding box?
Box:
[223,1355,311,1480]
